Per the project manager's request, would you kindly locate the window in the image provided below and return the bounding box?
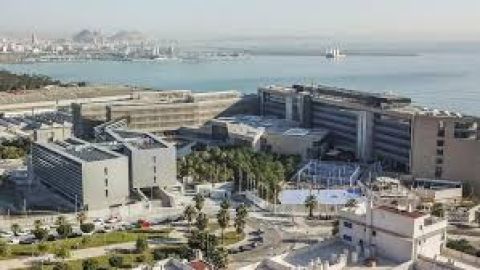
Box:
[419,225,423,230]
[153,156,157,163]
[154,176,157,183]
[153,166,157,173]
[437,140,444,147]
[437,121,445,137]
[105,190,109,197]
[435,166,443,178]
[372,230,376,237]
[343,221,352,228]
[104,167,108,175]
[343,235,352,242]
[105,179,108,187]
[436,149,444,156]
[436,158,443,165]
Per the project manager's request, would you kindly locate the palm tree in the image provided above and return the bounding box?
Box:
[220,199,230,211]
[234,205,248,239]
[217,208,230,244]
[10,223,20,236]
[304,195,317,219]
[56,216,67,226]
[77,211,87,225]
[193,193,205,212]
[184,205,197,232]
[33,219,42,230]
[196,212,209,231]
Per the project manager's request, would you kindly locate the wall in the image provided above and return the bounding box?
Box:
[82,157,130,210]
[411,115,480,192]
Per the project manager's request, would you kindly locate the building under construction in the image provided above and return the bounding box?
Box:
[72,90,257,138]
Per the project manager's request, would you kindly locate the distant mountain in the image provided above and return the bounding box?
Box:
[72,29,103,43]
[109,31,146,42]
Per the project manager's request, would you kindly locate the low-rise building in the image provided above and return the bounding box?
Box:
[339,202,447,263]
[410,178,463,204]
[207,115,329,160]
[99,128,177,193]
[31,138,130,210]
[0,112,72,142]
[445,204,480,224]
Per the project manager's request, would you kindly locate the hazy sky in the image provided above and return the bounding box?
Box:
[2,0,480,41]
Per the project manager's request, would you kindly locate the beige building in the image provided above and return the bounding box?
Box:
[207,115,329,160]
[259,85,480,191]
[72,90,257,138]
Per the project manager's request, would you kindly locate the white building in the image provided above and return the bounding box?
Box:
[339,202,447,263]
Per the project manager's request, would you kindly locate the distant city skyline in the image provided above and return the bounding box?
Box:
[1,0,480,41]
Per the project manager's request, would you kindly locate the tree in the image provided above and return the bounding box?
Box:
[304,195,317,219]
[135,236,149,253]
[57,224,73,239]
[234,205,248,238]
[217,208,230,244]
[210,247,229,269]
[77,211,87,225]
[431,203,445,217]
[11,223,21,236]
[220,199,230,210]
[33,219,43,230]
[80,223,95,234]
[52,262,70,270]
[193,193,205,212]
[56,216,68,226]
[196,212,209,231]
[55,246,71,260]
[33,228,49,241]
[37,242,49,255]
[108,255,123,269]
[0,240,10,257]
[82,258,99,270]
[184,205,197,232]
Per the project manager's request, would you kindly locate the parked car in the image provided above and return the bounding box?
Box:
[0,230,13,238]
[7,237,20,244]
[19,237,36,245]
[92,218,105,227]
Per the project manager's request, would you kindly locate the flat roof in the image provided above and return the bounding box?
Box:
[213,115,329,138]
[46,138,121,162]
[377,205,425,219]
[106,129,170,149]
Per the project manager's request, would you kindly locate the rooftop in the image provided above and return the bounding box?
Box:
[47,138,120,162]
[105,129,170,150]
[377,205,426,219]
[213,115,328,138]
[0,85,137,105]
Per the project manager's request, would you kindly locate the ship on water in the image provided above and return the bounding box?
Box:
[325,48,346,59]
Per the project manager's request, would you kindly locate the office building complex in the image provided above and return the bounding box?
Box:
[31,138,129,210]
[72,90,257,138]
[258,85,480,189]
[98,128,177,194]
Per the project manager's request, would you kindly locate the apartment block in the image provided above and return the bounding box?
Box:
[31,138,129,210]
[339,203,447,263]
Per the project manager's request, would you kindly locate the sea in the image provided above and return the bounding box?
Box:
[1,51,480,116]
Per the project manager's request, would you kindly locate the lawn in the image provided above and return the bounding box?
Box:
[222,230,245,246]
[29,245,186,269]
[0,229,172,260]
